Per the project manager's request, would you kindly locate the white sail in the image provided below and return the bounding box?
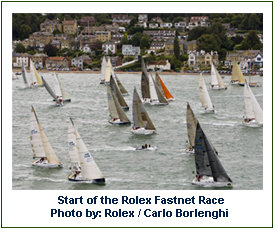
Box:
[105,57,112,84]
[211,62,227,89]
[30,60,43,86]
[30,107,46,158]
[68,119,81,172]
[53,72,62,99]
[101,57,107,83]
[56,74,70,101]
[199,73,214,111]
[244,81,263,123]
[30,106,61,165]
[21,64,30,86]
[69,119,104,180]
[149,75,158,100]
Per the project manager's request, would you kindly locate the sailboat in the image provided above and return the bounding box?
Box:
[21,63,31,87]
[210,62,227,90]
[155,73,174,101]
[104,57,112,85]
[107,85,131,125]
[186,102,197,154]
[192,121,232,187]
[113,70,128,95]
[148,74,168,105]
[67,118,105,183]
[42,75,63,106]
[55,73,71,102]
[131,87,156,135]
[12,72,18,80]
[199,73,214,113]
[141,58,151,103]
[230,61,245,86]
[243,80,263,127]
[100,56,107,84]
[30,60,44,87]
[30,106,63,168]
[140,59,168,105]
[110,75,129,110]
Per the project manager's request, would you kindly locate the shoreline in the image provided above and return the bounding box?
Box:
[12,69,261,76]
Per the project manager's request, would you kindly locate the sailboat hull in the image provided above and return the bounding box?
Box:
[109,119,131,125]
[242,120,263,127]
[185,148,195,154]
[204,109,215,113]
[32,159,63,168]
[238,83,245,86]
[68,175,105,184]
[210,85,227,90]
[230,81,240,85]
[131,127,156,135]
[150,100,168,106]
[136,146,157,151]
[192,176,232,187]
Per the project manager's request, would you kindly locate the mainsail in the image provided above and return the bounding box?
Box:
[110,75,129,110]
[195,121,232,183]
[68,119,104,180]
[21,63,29,86]
[232,61,245,85]
[104,57,112,84]
[132,87,156,130]
[30,106,61,165]
[244,80,263,123]
[42,76,59,102]
[56,73,70,101]
[30,60,43,85]
[107,85,130,123]
[141,58,150,100]
[211,62,227,88]
[113,71,128,95]
[199,73,214,111]
[186,102,197,148]
[151,75,168,104]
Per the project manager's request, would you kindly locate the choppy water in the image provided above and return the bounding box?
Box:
[12,73,263,190]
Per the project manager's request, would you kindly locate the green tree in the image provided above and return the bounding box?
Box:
[173,36,180,59]
[19,24,32,40]
[174,16,184,23]
[131,32,143,46]
[52,29,62,35]
[187,26,209,41]
[140,36,150,49]
[238,30,262,50]
[44,43,57,56]
[129,17,137,27]
[15,43,26,53]
[197,34,219,52]
[248,13,261,30]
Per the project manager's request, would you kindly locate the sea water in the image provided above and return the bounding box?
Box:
[12,73,263,190]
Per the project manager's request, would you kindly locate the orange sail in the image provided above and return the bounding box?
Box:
[157,74,174,100]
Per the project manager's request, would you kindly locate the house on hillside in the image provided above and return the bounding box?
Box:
[122,45,140,56]
[102,41,117,55]
[45,56,71,69]
[147,60,171,71]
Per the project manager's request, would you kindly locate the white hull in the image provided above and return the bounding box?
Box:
[150,100,168,106]
[230,81,239,85]
[204,109,214,113]
[210,85,227,90]
[242,119,263,127]
[167,98,175,102]
[136,146,157,151]
[32,159,63,168]
[131,127,155,135]
[185,148,195,154]
[192,176,232,187]
[109,118,130,125]
[32,84,44,87]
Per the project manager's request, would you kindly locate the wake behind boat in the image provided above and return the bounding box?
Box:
[67,118,105,184]
[30,106,63,168]
[136,144,157,151]
[192,121,232,187]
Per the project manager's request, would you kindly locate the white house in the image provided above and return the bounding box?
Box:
[102,42,117,55]
[160,22,173,29]
[147,60,171,71]
[148,23,159,29]
[13,53,32,68]
[71,55,83,69]
[122,45,140,56]
[174,21,187,31]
